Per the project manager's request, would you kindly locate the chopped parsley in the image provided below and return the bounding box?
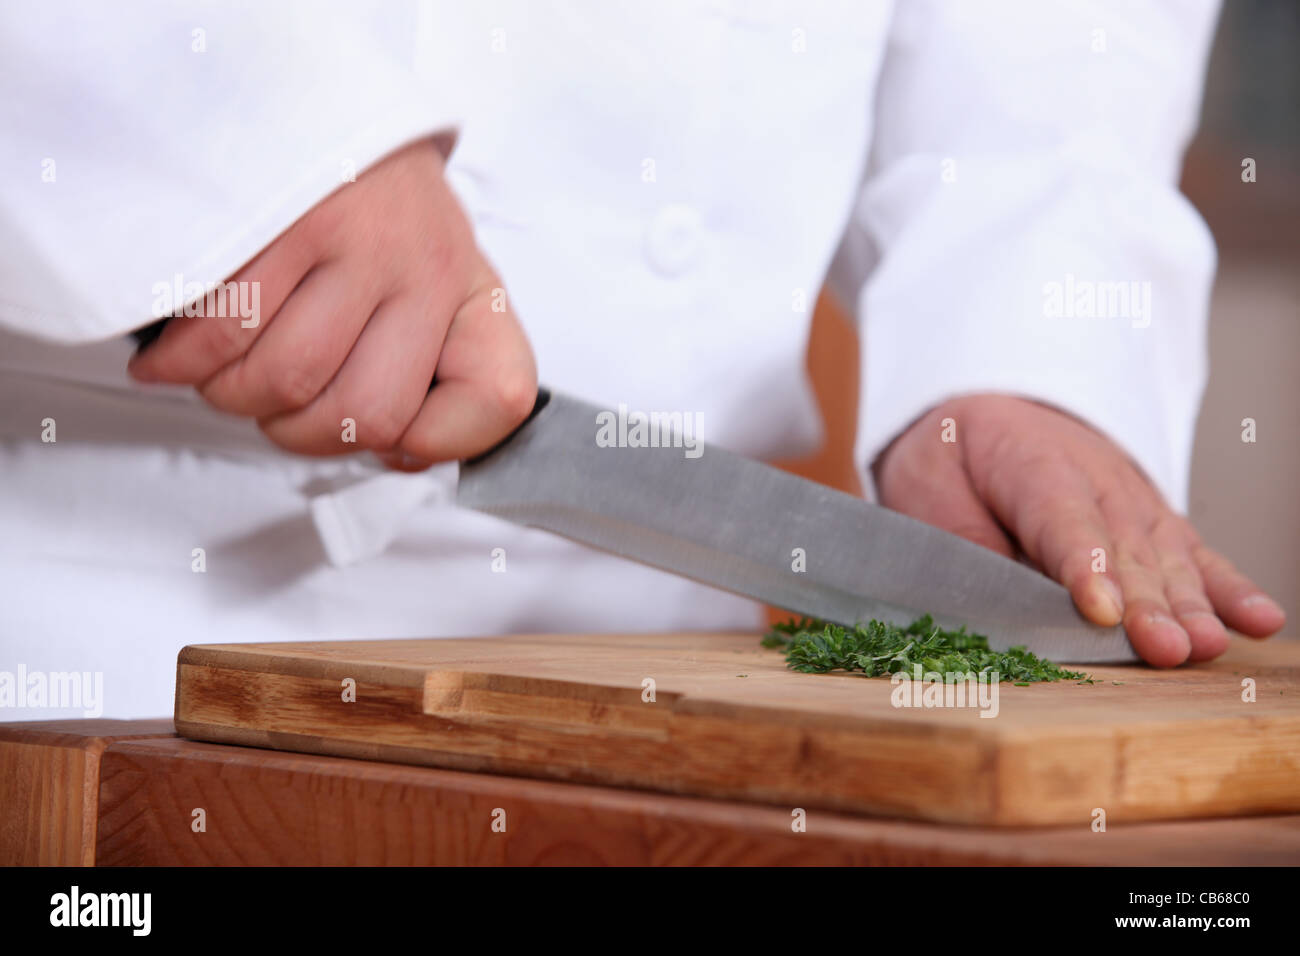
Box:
[761,614,1089,684]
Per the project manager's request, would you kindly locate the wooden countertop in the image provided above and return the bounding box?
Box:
[4,718,1298,865]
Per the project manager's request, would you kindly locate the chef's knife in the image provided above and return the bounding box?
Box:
[459,387,1137,663]
[130,308,1135,663]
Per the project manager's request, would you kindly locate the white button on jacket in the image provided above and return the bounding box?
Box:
[0,0,1220,718]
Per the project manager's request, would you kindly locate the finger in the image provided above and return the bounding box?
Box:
[1084,486,1191,667]
[1112,533,1192,668]
[1144,517,1228,661]
[198,264,375,417]
[1010,486,1124,628]
[127,228,317,385]
[1039,506,1124,628]
[1157,550,1228,662]
[1192,543,1287,638]
[973,451,1122,625]
[259,293,447,455]
[374,449,435,473]
[873,425,1015,558]
[397,282,537,463]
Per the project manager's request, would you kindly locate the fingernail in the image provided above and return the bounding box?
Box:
[1142,610,1184,634]
[1095,576,1124,624]
[1242,594,1285,616]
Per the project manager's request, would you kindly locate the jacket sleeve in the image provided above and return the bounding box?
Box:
[0,0,460,343]
[853,0,1220,512]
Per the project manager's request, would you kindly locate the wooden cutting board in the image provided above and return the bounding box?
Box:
[174,633,1300,826]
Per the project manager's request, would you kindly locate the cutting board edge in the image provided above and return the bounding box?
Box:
[173,715,1300,828]
[171,716,1010,826]
[177,644,431,689]
[173,648,1008,745]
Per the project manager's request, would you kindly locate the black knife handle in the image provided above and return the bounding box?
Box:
[130,317,170,352]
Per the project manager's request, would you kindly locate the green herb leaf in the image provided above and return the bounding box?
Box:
[762,615,1090,684]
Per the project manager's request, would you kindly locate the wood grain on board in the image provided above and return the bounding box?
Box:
[2,719,1294,866]
[0,719,176,866]
[174,633,1300,827]
[95,735,1300,866]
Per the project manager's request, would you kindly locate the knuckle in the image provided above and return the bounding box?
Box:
[1151,512,1188,545]
[256,418,305,455]
[1123,598,1171,625]
[1192,543,1236,577]
[1169,597,1214,618]
[354,406,408,450]
[208,314,254,360]
[296,197,347,254]
[1156,543,1195,577]
[423,235,464,287]
[266,364,323,410]
[490,370,537,426]
[1116,534,1159,570]
[197,377,237,413]
[367,421,407,451]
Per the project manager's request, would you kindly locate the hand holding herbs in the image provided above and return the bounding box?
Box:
[762,615,1090,684]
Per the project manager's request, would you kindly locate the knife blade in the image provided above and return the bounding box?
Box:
[458,387,1137,663]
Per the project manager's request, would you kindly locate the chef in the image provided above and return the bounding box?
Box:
[0,0,1284,719]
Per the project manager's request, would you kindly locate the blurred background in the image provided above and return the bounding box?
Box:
[780,0,1299,626]
[1184,0,1298,621]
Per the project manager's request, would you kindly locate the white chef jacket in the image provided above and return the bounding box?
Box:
[0,0,1219,718]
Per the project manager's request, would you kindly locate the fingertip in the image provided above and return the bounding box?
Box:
[1075,574,1124,627]
[1180,611,1231,662]
[1194,545,1285,638]
[1234,594,1286,637]
[1125,607,1192,668]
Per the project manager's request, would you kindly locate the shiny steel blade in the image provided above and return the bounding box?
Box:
[458,390,1136,663]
